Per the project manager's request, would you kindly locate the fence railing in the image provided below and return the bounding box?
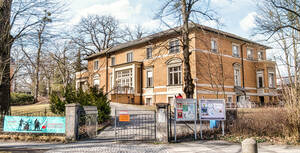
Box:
[9,108,64,117]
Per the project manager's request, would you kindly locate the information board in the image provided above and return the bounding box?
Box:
[175,99,197,121]
[199,99,226,120]
[3,116,65,133]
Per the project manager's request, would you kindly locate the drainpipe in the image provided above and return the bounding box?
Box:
[105,53,109,93]
[140,63,143,105]
[241,43,246,97]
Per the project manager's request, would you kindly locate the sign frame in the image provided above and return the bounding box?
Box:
[199,99,226,121]
[174,98,197,121]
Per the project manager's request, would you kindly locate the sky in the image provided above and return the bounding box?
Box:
[66,0,259,40]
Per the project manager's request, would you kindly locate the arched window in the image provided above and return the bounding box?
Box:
[166,58,182,86]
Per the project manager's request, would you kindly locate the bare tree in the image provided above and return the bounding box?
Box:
[120,24,149,42]
[255,0,300,139]
[0,0,13,114]
[158,0,219,98]
[255,0,300,37]
[72,15,120,56]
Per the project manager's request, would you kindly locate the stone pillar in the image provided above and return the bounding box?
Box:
[156,103,169,143]
[242,138,258,153]
[65,103,80,141]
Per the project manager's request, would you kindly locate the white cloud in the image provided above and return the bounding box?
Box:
[240,12,257,32]
[70,0,142,25]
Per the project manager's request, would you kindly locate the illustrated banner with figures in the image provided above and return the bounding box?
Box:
[3,116,65,133]
[175,99,197,121]
[199,99,226,120]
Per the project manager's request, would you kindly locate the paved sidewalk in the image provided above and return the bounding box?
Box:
[1,140,300,153]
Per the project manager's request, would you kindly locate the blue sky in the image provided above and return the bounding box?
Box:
[67,0,259,40]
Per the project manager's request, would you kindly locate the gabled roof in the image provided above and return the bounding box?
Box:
[85,23,271,60]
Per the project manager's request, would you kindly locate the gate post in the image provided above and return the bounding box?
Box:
[65,103,81,141]
[156,103,169,143]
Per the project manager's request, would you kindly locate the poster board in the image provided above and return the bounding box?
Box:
[3,116,65,133]
[175,99,197,121]
[199,99,226,120]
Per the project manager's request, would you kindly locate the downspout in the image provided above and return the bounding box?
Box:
[140,63,143,105]
[105,53,109,94]
[241,43,246,97]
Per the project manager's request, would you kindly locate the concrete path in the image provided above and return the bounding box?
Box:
[0,140,300,153]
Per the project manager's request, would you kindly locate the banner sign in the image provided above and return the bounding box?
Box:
[119,111,130,122]
[175,99,197,121]
[3,116,65,133]
[199,99,226,120]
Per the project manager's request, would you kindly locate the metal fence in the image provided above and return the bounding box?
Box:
[115,110,156,142]
[77,109,98,140]
[10,108,63,117]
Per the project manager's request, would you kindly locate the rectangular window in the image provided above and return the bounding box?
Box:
[211,39,218,52]
[269,72,274,88]
[258,51,263,60]
[257,71,264,88]
[127,52,133,62]
[247,48,253,59]
[232,44,240,57]
[93,60,99,70]
[146,47,152,59]
[116,69,133,93]
[234,68,241,86]
[146,70,153,87]
[146,98,152,105]
[169,39,180,54]
[111,57,115,66]
[168,66,182,85]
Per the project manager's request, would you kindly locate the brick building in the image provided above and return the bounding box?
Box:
[76,24,278,106]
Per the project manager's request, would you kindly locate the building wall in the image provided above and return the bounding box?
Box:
[77,28,277,106]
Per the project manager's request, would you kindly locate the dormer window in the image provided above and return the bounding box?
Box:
[211,39,218,52]
[169,39,180,54]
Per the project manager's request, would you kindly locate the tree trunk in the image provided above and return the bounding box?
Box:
[0,0,13,115]
[181,0,195,98]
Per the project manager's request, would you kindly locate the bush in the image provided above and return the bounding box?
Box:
[11,93,34,106]
[50,86,111,123]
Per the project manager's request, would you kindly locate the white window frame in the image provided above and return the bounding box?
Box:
[127,52,133,62]
[93,60,99,70]
[145,97,153,105]
[258,51,264,60]
[257,71,264,88]
[234,67,241,86]
[247,48,254,60]
[169,39,180,54]
[168,65,182,86]
[116,69,133,93]
[93,74,100,87]
[111,56,115,66]
[232,43,240,57]
[146,69,153,87]
[146,47,153,59]
[211,38,218,52]
[268,71,275,88]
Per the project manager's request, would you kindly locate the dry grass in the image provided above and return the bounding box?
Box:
[11,104,50,112]
[228,107,300,144]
